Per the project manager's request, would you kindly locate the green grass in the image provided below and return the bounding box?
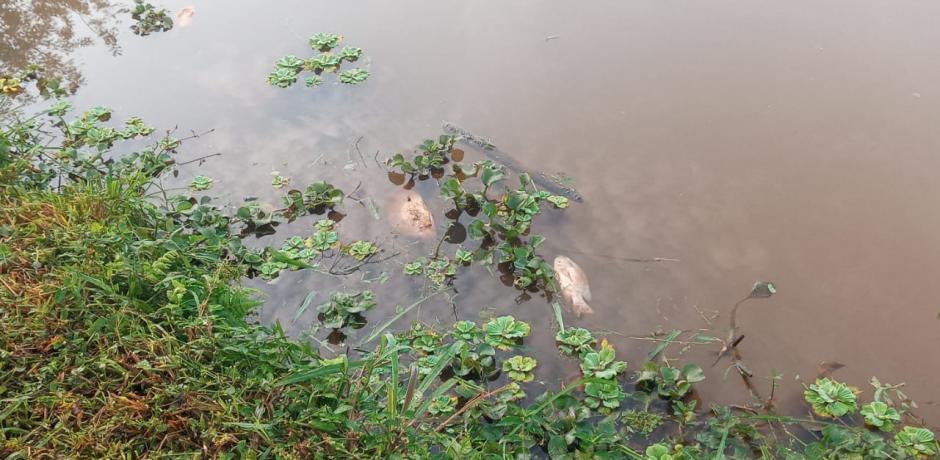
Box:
[0,179,332,456]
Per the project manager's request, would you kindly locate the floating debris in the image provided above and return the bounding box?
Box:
[750,281,777,298]
[442,121,584,202]
[817,361,846,378]
[553,255,593,317]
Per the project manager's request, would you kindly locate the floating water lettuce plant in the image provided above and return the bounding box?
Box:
[579,339,627,379]
[310,229,339,252]
[861,401,901,432]
[339,68,370,84]
[344,240,377,261]
[454,248,473,264]
[404,260,424,276]
[401,323,442,354]
[189,175,213,191]
[339,46,363,61]
[483,316,530,351]
[272,175,290,189]
[267,68,298,88]
[425,257,457,285]
[804,377,858,417]
[502,355,537,382]
[584,379,626,412]
[555,327,595,356]
[309,32,342,51]
[894,427,937,458]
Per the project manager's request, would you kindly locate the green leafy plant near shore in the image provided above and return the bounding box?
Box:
[268,33,370,89]
[1,81,938,458]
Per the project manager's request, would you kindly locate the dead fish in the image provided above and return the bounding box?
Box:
[176,6,195,27]
[553,255,593,317]
[388,190,435,238]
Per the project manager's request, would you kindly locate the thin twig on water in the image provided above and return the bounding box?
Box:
[177,152,222,166]
[353,136,367,169]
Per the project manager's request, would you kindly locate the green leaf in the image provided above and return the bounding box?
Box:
[480,165,505,188]
[292,291,317,325]
[454,248,472,264]
[467,219,487,240]
[647,329,681,361]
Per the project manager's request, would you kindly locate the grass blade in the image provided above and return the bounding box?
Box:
[411,377,458,424]
[292,290,317,325]
[402,365,418,414]
[551,301,565,333]
[388,335,400,420]
[413,342,458,404]
[647,329,681,361]
[357,290,439,347]
[274,359,364,387]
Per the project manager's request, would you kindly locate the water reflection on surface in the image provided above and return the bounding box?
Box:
[5,0,940,424]
[1,0,122,98]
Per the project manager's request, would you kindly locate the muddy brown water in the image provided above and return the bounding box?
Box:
[6,0,940,424]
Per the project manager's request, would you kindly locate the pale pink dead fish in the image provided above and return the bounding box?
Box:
[553,255,593,317]
[388,190,435,238]
[176,6,195,28]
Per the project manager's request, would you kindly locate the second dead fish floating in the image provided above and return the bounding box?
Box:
[388,190,435,238]
[176,6,195,28]
[553,255,593,317]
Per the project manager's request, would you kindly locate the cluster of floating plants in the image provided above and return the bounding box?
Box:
[129,0,173,36]
[267,33,370,89]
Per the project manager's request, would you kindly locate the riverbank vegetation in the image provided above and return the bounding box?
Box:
[1,73,938,459]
